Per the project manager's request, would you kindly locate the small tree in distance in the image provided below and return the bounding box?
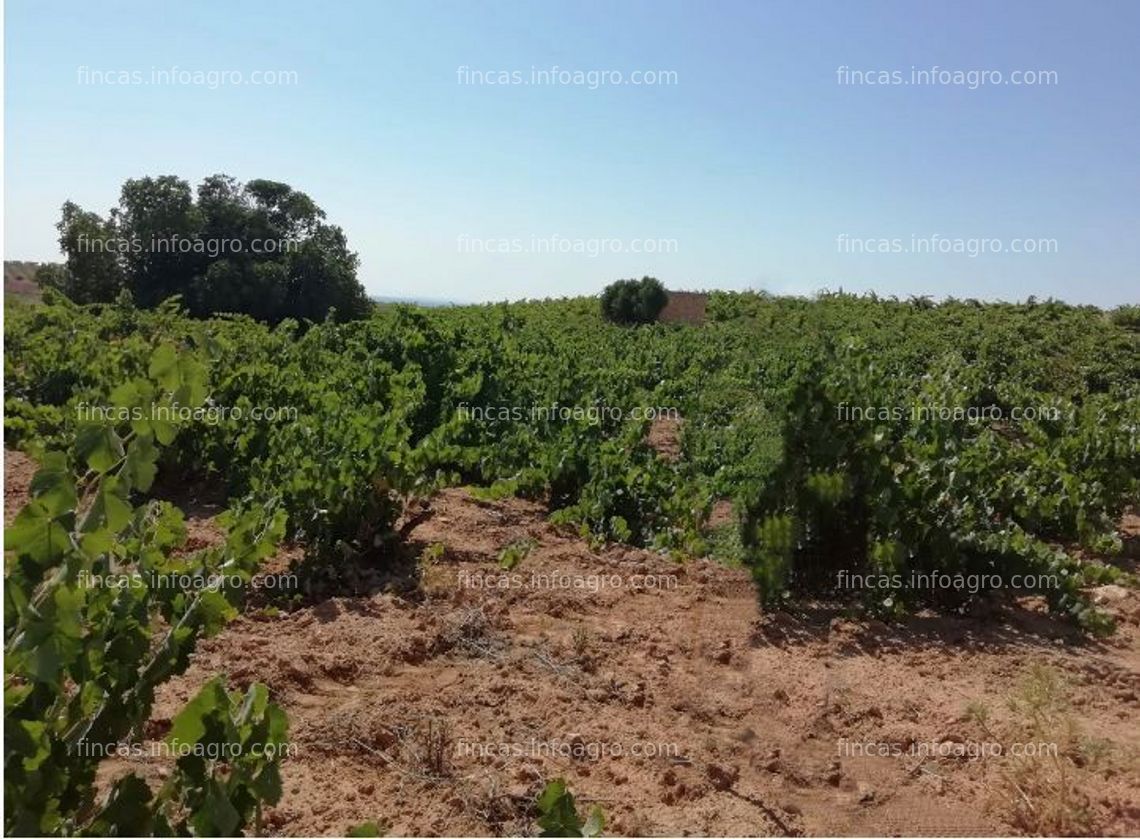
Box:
[600,276,668,325]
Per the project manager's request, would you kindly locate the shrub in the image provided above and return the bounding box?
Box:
[4,344,288,835]
[739,342,1135,632]
[600,276,667,325]
[1109,304,1140,332]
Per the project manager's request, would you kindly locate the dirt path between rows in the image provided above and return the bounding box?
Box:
[5,450,1139,835]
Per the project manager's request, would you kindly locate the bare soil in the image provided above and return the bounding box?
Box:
[646,416,684,463]
[5,448,37,525]
[5,450,1139,836]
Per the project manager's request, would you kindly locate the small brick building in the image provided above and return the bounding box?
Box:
[657,290,708,324]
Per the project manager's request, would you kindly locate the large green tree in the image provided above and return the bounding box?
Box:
[38,202,125,303]
[46,174,371,323]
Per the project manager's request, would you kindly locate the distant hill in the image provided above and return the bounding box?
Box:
[4,261,49,302]
[371,295,459,308]
[4,266,471,310]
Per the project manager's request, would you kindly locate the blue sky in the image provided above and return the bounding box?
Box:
[5,0,1138,305]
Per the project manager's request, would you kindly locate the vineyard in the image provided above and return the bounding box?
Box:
[4,289,1140,835]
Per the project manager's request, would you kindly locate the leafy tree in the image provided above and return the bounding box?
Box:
[116,176,202,308]
[600,276,668,325]
[39,202,126,304]
[48,175,371,323]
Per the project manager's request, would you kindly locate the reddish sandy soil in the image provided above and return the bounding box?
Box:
[5,449,1140,836]
[646,416,684,463]
[5,449,38,526]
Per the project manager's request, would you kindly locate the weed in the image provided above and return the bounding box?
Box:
[535,779,604,837]
[570,625,598,673]
[396,716,452,781]
[994,664,1094,835]
[499,538,536,570]
[964,700,992,732]
[572,626,591,659]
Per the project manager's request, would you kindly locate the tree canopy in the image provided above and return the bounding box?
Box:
[600,276,668,325]
[40,174,372,323]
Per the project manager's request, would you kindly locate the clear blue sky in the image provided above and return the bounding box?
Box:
[5,0,1138,305]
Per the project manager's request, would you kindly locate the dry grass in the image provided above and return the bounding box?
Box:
[394,715,453,781]
[984,664,1098,835]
